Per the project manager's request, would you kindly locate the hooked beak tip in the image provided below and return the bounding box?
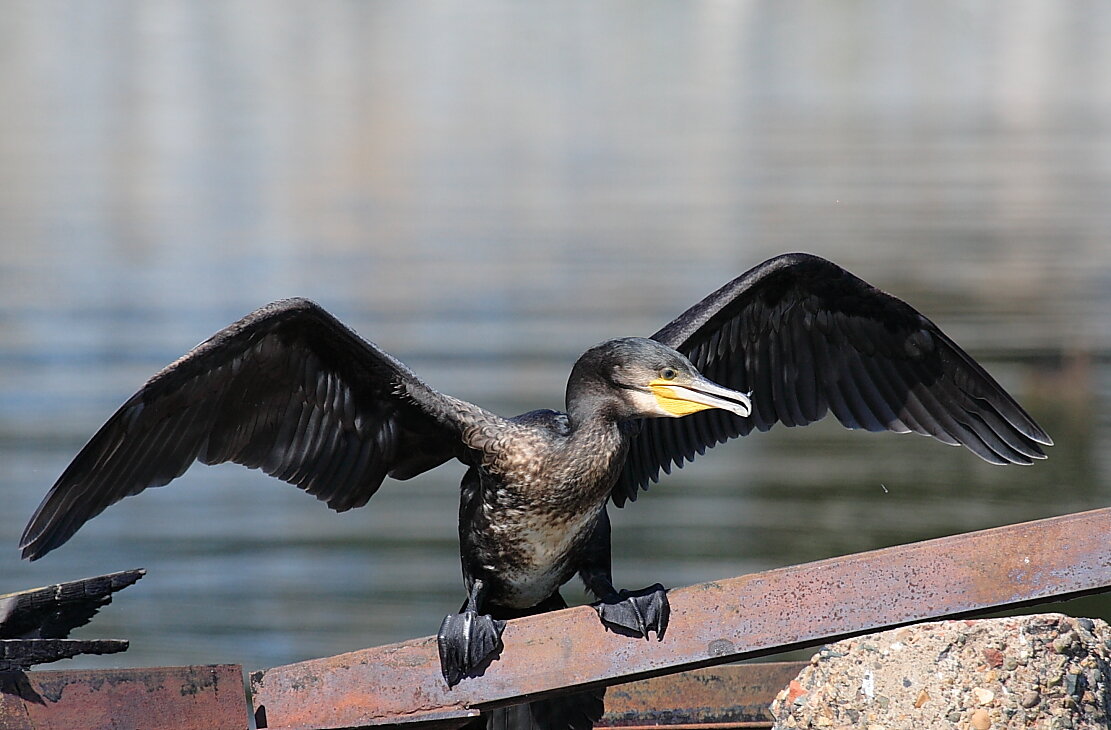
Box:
[688,379,752,418]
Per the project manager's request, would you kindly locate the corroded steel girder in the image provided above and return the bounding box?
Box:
[250,507,1111,730]
[0,664,246,730]
[600,662,808,728]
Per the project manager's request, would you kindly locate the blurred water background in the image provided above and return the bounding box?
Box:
[1,1,1109,671]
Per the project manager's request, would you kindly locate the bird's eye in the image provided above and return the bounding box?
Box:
[660,367,678,380]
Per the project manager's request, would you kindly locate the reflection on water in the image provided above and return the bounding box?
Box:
[1,2,1110,670]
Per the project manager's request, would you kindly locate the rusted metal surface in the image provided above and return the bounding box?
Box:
[251,506,1111,730]
[0,664,246,730]
[600,662,807,729]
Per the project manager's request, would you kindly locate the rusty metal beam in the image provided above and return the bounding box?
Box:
[250,506,1111,730]
[599,662,807,729]
[0,665,246,730]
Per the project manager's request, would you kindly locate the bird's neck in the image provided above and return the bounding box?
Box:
[559,399,631,502]
[563,381,637,502]
[568,393,631,484]
[565,375,627,432]
[566,407,623,447]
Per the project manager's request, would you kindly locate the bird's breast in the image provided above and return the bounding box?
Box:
[460,415,628,607]
[476,494,604,607]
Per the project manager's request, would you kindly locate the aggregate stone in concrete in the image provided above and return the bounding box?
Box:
[770,614,1111,729]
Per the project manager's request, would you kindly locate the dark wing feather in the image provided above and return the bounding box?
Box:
[21,298,468,560]
[613,253,1052,506]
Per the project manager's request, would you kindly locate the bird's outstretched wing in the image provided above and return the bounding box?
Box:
[613,253,1052,506]
[21,298,473,560]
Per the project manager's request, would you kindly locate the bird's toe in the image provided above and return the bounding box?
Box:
[437,610,507,687]
[594,583,669,640]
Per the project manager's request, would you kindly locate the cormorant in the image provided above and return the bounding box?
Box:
[19,253,1050,728]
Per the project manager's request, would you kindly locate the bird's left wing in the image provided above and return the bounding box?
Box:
[20,298,477,560]
[613,253,1051,506]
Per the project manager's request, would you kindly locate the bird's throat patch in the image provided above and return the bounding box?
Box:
[649,382,715,416]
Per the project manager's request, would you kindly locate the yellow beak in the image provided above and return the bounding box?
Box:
[648,374,752,418]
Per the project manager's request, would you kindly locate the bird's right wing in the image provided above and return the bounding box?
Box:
[20,298,480,560]
[613,253,1052,506]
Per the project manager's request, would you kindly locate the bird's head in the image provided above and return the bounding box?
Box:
[567,337,752,424]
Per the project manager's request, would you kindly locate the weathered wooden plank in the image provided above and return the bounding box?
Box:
[0,639,129,671]
[0,665,246,730]
[0,569,144,640]
[251,507,1111,730]
[0,569,144,669]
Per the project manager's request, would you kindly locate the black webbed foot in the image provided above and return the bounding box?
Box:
[594,583,669,640]
[437,610,507,687]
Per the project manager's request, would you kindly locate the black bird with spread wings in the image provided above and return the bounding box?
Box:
[20,253,1049,726]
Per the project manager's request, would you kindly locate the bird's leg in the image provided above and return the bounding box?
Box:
[581,567,669,640]
[437,578,506,688]
[578,509,670,640]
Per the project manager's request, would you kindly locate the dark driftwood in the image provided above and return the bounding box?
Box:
[0,569,144,640]
[0,569,143,669]
[0,638,129,671]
